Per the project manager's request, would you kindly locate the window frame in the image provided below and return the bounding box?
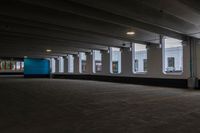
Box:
[68,54,74,73]
[132,43,148,74]
[92,50,102,73]
[79,52,87,73]
[110,47,122,74]
[162,36,183,75]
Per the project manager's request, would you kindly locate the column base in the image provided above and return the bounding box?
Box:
[187,77,198,89]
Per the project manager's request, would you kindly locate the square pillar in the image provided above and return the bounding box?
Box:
[86,53,93,74]
[64,57,68,74]
[101,50,110,75]
[74,55,80,74]
[121,48,132,76]
[50,58,56,74]
[55,58,59,73]
[188,37,198,88]
[147,45,162,77]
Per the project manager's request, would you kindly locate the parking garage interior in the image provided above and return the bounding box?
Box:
[1,0,200,132]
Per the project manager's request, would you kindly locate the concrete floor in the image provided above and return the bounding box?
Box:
[0,79,200,133]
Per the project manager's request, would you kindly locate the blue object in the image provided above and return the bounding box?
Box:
[24,58,50,78]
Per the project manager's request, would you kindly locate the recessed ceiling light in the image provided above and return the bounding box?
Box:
[126,31,135,35]
[46,49,52,52]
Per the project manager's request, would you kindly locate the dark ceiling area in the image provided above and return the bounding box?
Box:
[0,0,199,58]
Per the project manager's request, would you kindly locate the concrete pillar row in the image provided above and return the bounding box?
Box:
[101,50,110,75]
[188,37,199,88]
[55,58,59,74]
[74,54,80,74]
[63,57,68,74]
[86,53,93,74]
[121,48,132,76]
[50,58,54,74]
[147,44,163,77]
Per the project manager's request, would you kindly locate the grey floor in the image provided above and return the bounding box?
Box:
[1,78,200,133]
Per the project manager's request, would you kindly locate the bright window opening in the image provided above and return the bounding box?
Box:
[163,37,183,74]
[133,43,147,73]
[110,47,121,74]
[79,52,87,73]
[93,50,102,73]
[68,55,74,73]
[16,62,21,70]
[0,60,24,72]
[59,57,64,73]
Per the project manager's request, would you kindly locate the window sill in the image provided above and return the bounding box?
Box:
[110,72,122,75]
[133,72,147,75]
[163,72,183,75]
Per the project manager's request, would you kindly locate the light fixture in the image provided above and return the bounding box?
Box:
[126,31,135,35]
[46,49,52,52]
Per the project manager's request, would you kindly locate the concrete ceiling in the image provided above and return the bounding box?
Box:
[0,0,199,58]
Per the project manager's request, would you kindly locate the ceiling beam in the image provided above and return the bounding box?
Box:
[0,1,160,42]
[14,0,185,39]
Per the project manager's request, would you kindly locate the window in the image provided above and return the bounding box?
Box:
[110,47,121,74]
[59,57,64,73]
[168,57,175,67]
[79,52,87,73]
[68,55,74,73]
[0,60,24,72]
[93,50,102,73]
[163,37,183,74]
[133,43,147,73]
[16,61,21,70]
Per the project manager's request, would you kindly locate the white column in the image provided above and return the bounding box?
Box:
[50,58,56,73]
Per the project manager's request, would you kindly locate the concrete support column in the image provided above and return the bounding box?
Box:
[74,55,80,74]
[121,48,132,76]
[148,44,163,77]
[101,50,110,75]
[86,52,93,74]
[55,58,59,73]
[187,37,198,89]
[63,57,68,74]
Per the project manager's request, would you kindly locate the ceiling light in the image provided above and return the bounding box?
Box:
[46,49,52,52]
[126,31,135,35]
